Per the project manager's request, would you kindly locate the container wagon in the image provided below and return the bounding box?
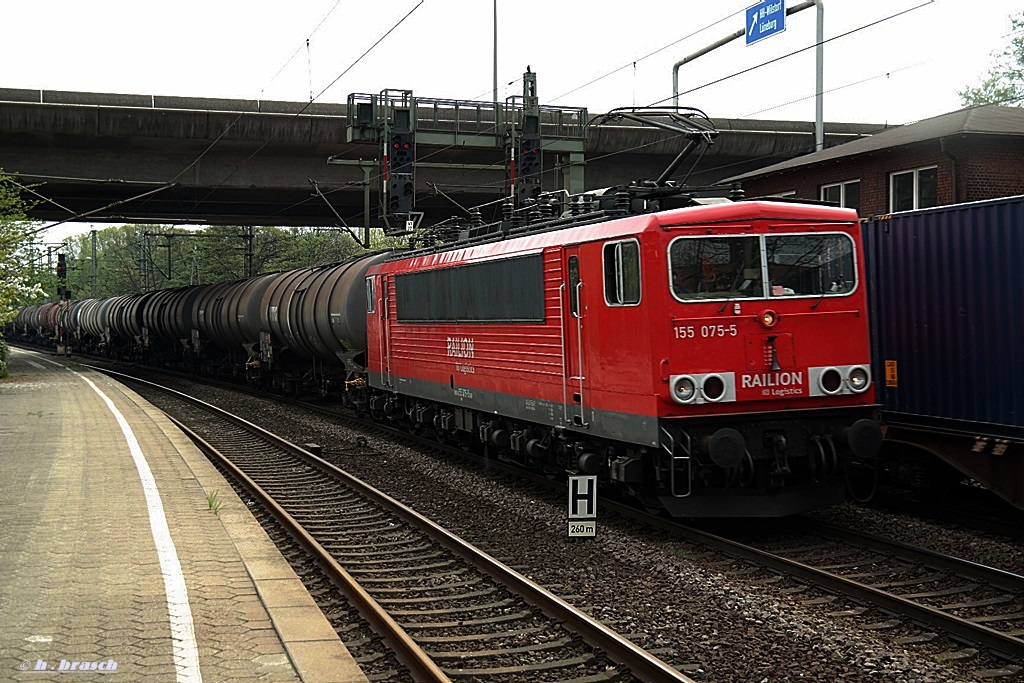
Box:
[863,195,1024,509]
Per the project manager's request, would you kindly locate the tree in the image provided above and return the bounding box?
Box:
[57,223,395,299]
[0,170,44,325]
[960,13,1024,107]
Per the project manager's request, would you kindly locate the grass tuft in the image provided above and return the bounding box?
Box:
[206,489,223,517]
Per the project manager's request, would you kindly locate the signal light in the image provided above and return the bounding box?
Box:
[388,173,414,214]
[56,253,67,280]
[389,131,415,174]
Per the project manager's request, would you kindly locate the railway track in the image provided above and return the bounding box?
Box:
[649,516,1024,675]
[35,353,1023,678]
[96,366,694,683]
[868,487,1024,543]
[286,387,1024,672]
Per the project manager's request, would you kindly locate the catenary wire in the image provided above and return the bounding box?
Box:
[183,1,424,216]
[392,1,938,201]
[165,0,933,223]
[22,0,1001,237]
[646,1,934,106]
[141,1,348,198]
[547,5,741,104]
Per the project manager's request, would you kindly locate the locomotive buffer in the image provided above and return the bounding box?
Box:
[567,475,598,538]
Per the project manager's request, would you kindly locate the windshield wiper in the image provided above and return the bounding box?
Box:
[810,286,829,310]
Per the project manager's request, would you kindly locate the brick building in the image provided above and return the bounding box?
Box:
[724,105,1024,217]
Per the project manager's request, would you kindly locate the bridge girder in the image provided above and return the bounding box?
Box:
[0,89,878,227]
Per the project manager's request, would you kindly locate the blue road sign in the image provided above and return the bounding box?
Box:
[746,0,786,46]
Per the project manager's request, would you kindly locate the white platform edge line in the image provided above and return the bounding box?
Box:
[48,359,203,683]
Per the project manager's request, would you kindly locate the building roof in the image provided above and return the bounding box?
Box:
[724,104,1024,183]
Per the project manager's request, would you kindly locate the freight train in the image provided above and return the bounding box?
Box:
[11,197,883,517]
[863,194,1024,511]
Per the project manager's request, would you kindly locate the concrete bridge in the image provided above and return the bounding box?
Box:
[0,88,878,228]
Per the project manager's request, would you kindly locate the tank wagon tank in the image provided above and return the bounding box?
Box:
[863,194,1024,509]
[80,296,128,353]
[15,305,40,334]
[39,302,63,336]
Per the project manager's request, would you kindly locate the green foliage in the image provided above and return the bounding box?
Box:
[0,170,44,325]
[0,337,8,378]
[206,489,223,517]
[58,223,404,299]
[960,13,1024,107]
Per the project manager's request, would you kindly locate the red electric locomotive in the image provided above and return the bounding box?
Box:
[365,199,882,516]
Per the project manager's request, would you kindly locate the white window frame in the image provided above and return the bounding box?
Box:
[889,166,937,213]
[365,277,376,313]
[820,179,860,208]
[666,232,859,303]
[602,238,642,307]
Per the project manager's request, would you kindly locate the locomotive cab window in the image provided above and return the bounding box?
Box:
[365,277,375,313]
[766,234,855,297]
[669,233,856,301]
[603,239,641,306]
[669,236,763,301]
[568,255,581,317]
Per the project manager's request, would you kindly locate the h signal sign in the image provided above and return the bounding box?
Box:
[568,475,597,519]
[567,475,597,537]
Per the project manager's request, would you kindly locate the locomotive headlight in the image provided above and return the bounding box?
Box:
[847,366,870,393]
[819,367,843,395]
[758,309,779,328]
[702,374,727,402]
[670,376,697,404]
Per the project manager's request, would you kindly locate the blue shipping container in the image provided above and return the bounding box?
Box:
[863,195,1024,442]
[864,194,1024,440]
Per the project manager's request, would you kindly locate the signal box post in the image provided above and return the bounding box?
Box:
[384,104,417,227]
[513,69,542,208]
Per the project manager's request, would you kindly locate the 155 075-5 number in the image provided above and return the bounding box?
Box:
[674,324,738,339]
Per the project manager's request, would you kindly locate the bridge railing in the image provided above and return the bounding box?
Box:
[346,92,587,150]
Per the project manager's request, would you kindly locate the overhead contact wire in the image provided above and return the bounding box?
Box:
[187,1,424,216]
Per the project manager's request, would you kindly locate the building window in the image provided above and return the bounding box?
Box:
[821,180,860,212]
[890,166,937,212]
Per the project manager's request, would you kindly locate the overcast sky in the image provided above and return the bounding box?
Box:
[6,0,1022,242]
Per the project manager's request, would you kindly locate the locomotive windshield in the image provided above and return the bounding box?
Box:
[669,233,855,301]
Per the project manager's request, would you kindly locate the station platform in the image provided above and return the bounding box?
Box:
[0,347,368,683]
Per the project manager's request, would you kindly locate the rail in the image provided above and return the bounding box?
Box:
[94,366,695,683]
